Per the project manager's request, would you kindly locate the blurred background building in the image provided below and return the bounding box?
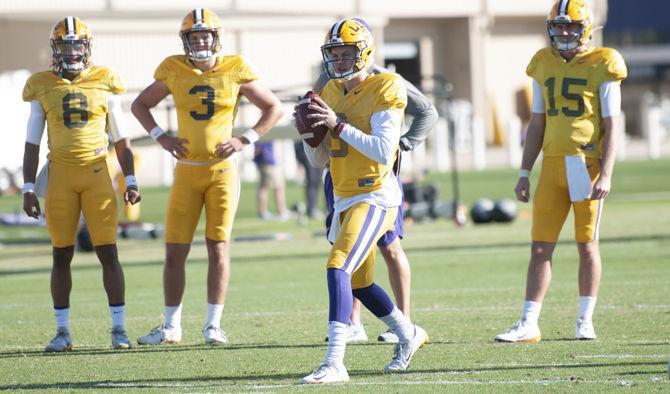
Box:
[0,0,667,190]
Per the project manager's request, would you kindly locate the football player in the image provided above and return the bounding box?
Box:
[299,19,428,384]
[495,0,627,343]
[21,16,140,352]
[313,18,438,344]
[133,8,283,346]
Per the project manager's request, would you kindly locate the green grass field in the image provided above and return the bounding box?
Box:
[1,159,669,392]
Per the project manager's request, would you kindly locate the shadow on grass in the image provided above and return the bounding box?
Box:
[2,233,669,277]
[1,360,666,390]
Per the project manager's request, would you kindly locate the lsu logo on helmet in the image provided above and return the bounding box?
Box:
[180,8,223,61]
[321,18,375,80]
[547,0,594,51]
[50,16,92,73]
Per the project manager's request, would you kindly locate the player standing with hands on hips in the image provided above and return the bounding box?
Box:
[495,0,627,343]
[133,8,283,346]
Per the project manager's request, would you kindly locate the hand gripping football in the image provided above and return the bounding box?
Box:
[294,91,329,148]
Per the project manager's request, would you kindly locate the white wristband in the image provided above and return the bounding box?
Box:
[150,126,167,141]
[241,129,260,144]
[125,175,138,189]
[519,169,531,178]
[22,182,35,194]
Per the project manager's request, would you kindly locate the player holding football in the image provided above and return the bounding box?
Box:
[134,8,283,346]
[495,0,626,343]
[299,19,428,384]
[313,18,438,345]
[22,16,140,351]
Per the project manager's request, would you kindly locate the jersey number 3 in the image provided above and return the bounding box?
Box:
[544,77,587,117]
[190,85,215,120]
[62,92,89,128]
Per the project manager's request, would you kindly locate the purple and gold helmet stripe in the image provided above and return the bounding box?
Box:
[65,16,75,35]
[559,0,570,17]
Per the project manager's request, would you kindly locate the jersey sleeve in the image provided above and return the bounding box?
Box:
[235,56,259,84]
[603,49,627,82]
[22,75,37,102]
[108,69,126,94]
[154,57,173,86]
[373,76,407,113]
[526,49,543,80]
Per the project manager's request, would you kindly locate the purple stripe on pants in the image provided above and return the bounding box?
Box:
[341,205,377,272]
[350,208,386,274]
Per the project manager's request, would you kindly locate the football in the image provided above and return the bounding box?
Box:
[294,90,329,148]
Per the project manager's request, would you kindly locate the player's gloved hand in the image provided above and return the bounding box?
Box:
[515,177,531,203]
[157,134,189,159]
[23,192,41,219]
[124,187,141,205]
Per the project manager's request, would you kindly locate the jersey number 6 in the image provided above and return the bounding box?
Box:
[62,92,89,128]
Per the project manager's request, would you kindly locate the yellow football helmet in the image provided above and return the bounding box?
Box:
[547,0,594,51]
[180,8,223,61]
[321,18,374,80]
[50,16,92,73]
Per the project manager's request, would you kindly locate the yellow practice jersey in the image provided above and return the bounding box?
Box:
[22,66,125,166]
[321,73,407,197]
[154,55,258,162]
[527,47,627,158]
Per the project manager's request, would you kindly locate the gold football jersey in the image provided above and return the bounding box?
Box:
[527,47,627,158]
[22,66,125,166]
[321,73,407,197]
[154,55,258,162]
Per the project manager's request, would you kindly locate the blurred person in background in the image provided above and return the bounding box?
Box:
[253,141,290,220]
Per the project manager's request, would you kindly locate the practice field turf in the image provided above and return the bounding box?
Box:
[0,159,668,392]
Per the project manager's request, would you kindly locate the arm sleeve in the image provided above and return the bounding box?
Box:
[26,100,45,145]
[107,95,129,142]
[302,137,331,168]
[339,109,403,165]
[599,80,621,118]
[401,80,438,150]
[531,79,545,114]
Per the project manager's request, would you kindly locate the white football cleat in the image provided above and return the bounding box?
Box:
[136,324,181,345]
[377,329,399,343]
[575,318,597,340]
[324,323,368,343]
[384,325,429,372]
[111,326,132,349]
[300,363,349,384]
[44,327,73,352]
[494,320,541,343]
[203,325,228,345]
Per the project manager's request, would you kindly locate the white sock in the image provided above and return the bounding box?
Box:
[109,304,125,327]
[578,296,597,321]
[521,300,542,326]
[164,304,182,329]
[205,303,224,328]
[379,306,414,342]
[324,321,348,366]
[54,307,70,330]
